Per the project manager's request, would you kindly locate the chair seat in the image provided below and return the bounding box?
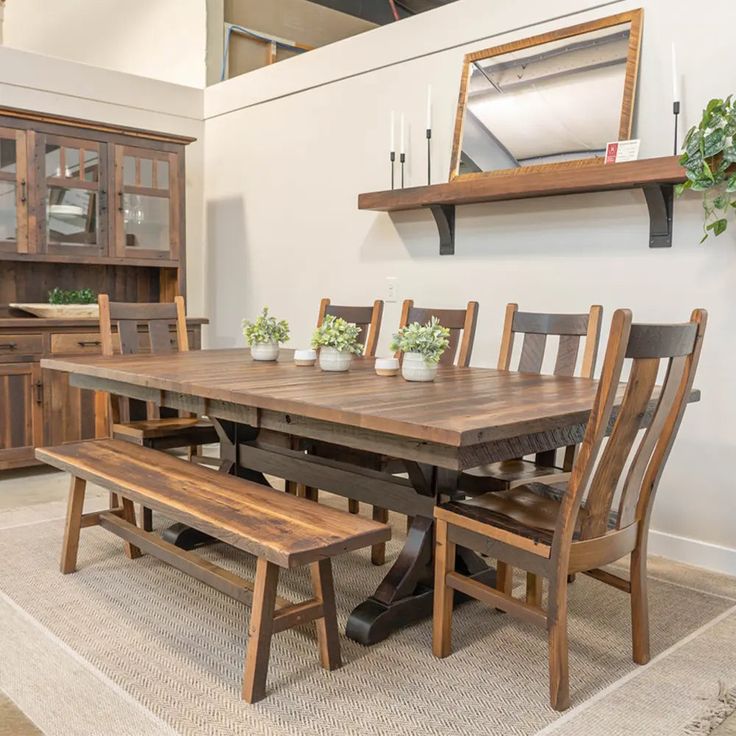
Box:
[459,459,568,494]
[113,417,219,444]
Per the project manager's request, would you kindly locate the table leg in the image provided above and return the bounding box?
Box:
[345,467,495,646]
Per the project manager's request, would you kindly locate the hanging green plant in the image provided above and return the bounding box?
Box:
[676,95,736,242]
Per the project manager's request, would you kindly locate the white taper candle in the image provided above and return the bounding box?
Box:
[400,114,405,154]
[426,85,432,129]
[390,110,395,153]
[671,42,679,102]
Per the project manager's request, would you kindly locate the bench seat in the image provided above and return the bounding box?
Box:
[36,439,391,702]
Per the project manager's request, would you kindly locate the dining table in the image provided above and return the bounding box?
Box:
[40,347,697,645]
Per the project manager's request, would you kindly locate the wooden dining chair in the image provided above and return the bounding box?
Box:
[96,294,219,529]
[394,300,479,367]
[432,308,707,710]
[296,298,384,513]
[460,304,603,495]
[317,298,384,359]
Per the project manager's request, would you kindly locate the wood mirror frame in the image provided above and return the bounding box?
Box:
[448,9,644,182]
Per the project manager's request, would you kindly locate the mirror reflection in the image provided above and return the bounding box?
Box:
[453,15,640,178]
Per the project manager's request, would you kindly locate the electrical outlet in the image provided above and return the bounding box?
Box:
[385,277,398,303]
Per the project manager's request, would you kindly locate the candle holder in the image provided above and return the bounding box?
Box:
[390,151,396,190]
[426,128,432,185]
[400,153,406,188]
[673,101,681,156]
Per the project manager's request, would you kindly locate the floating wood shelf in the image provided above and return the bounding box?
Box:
[358,156,686,254]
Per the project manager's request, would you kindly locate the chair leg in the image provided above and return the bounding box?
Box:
[284,480,298,495]
[243,558,280,703]
[348,499,360,514]
[305,486,319,502]
[370,507,389,565]
[526,572,543,607]
[60,476,87,574]
[547,573,570,711]
[432,518,456,658]
[310,559,342,671]
[120,498,142,560]
[630,542,650,665]
[496,561,513,595]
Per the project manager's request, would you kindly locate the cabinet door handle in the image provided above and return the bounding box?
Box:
[20,180,27,204]
[118,192,124,212]
[100,189,107,213]
[0,342,17,350]
[34,380,44,405]
[77,340,101,348]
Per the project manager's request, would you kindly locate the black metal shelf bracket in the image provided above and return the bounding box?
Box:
[428,204,456,255]
[643,184,674,248]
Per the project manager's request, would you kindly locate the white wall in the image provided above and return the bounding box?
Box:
[202,0,736,572]
[0,45,207,315]
[2,0,208,88]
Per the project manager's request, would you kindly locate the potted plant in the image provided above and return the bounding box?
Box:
[676,95,736,241]
[311,315,363,371]
[242,307,290,361]
[390,317,450,382]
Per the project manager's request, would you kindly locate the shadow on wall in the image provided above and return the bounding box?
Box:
[206,197,248,348]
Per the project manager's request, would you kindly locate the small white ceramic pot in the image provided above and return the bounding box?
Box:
[250,341,280,361]
[375,357,400,377]
[319,346,353,372]
[401,352,438,382]
[294,348,317,366]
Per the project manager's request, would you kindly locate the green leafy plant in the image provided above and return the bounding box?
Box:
[48,288,96,305]
[242,307,290,345]
[311,315,363,355]
[390,317,450,365]
[676,95,736,241]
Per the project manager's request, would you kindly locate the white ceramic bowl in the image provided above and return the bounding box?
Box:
[250,341,280,361]
[294,348,317,366]
[401,352,438,382]
[375,357,400,376]
[319,346,353,372]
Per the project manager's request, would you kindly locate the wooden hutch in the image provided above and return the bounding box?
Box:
[0,106,206,470]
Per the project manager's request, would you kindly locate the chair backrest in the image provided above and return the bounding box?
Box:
[317,298,384,358]
[557,308,707,545]
[97,294,189,424]
[396,300,479,367]
[498,303,603,378]
[98,294,188,357]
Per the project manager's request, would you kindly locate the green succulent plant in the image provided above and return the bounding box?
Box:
[676,95,736,241]
[242,307,290,345]
[390,317,450,365]
[311,315,363,355]
[48,288,96,305]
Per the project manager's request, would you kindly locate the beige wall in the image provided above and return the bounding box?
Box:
[2,0,209,87]
[0,45,207,315]
[202,0,736,572]
[224,0,375,77]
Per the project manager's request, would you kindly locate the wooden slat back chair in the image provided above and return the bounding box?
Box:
[395,300,479,367]
[317,298,384,357]
[298,299,385,515]
[460,304,603,494]
[97,295,219,527]
[433,308,707,711]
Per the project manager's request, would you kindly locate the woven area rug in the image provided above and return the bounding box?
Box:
[0,495,734,736]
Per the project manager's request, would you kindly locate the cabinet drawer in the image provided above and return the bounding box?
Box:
[0,334,44,359]
[50,332,118,355]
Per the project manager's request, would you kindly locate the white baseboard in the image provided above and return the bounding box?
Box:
[648,529,736,577]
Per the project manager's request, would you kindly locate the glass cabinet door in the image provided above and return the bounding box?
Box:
[40,134,108,256]
[114,145,179,260]
[0,127,28,254]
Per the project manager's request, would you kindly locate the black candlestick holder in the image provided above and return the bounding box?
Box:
[390,151,396,190]
[400,153,406,188]
[426,128,432,185]
[673,100,680,156]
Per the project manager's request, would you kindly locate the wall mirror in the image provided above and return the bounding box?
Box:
[449,10,643,181]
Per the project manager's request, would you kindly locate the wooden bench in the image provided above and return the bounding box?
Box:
[35,439,391,703]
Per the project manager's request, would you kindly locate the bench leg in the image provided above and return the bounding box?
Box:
[243,558,280,703]
[61,476,87,574]
[310,559,342,671]
[121,498,142,560]
[370,507,389,566]
[141,506,153,533]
